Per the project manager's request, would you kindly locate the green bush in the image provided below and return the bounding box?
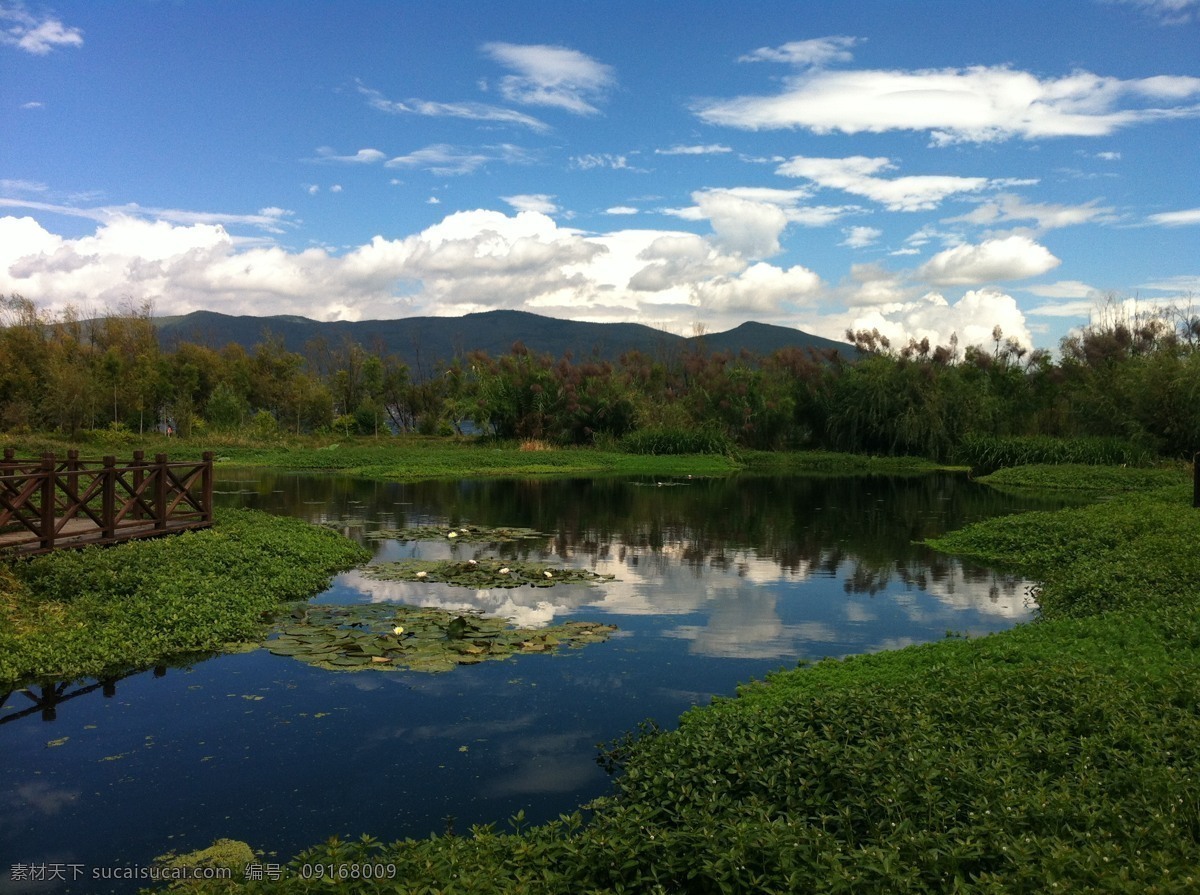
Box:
[619,427,733,456]
[953,435,1153,475]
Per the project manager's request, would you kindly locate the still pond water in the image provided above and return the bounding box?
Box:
[1,471,1069,893]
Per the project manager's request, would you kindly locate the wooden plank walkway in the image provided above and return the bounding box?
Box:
[0,449,214,556]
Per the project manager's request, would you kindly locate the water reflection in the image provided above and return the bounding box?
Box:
[218,470,1050,661]
[0,469,1073,895]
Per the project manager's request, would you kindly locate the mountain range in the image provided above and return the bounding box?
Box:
[154,309,853,375]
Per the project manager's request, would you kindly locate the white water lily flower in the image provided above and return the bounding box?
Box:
[499,567,510,575]
[416,570,428,578]
[447,531,458,538]
[544,570,553,579]
[467,559,478,566]
[392,626,405,635]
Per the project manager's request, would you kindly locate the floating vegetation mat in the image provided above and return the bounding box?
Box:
[262,604,618,673]
[368,524,551,543]
[362,558,614,589]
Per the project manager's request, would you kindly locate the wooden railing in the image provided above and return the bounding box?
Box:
[0,449,214,556]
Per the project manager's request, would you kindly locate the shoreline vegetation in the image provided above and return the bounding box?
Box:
[4,439,1198,891]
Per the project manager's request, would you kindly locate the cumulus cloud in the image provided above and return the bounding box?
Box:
[694,190,789,258]
[0,3,82,54]
[695,64,1200,143]
[847,288,1034,351]
[481,42,615,115]
[917,235,1061,285]
[841,226,882,248]
[692,261,822,313]
[777,155,991,211]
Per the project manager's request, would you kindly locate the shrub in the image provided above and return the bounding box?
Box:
[619,427,733,456]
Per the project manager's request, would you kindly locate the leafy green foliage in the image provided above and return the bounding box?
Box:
[0,508,369,684]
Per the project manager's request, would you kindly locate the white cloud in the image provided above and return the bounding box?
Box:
[667,186,856,232]
[847,288,1034,350]
[21,100,43,109]
[655,144,733,155]
[503,194,557,214]
[0,196,295,234]
[917,235,1061,286]
[694,190,788,258]
[692,261,822,313]
[313,147,387,164]
[481,42,615,115]
[1025,280,1099,299]
[1094,151,1122,161]
[0,4,82,54]
[1108,0,1200,24]
[841,226,882,248]
[1139,275,1200,293]
[1147,207,1200,226]
[570,153,639,171]
[357,83,549,132]
[385,144,533,176]
[777,155,990,211]
[947,194,1116,231]
[738,36,860,67]
[695,64,1200,143]
[605,206,639,215]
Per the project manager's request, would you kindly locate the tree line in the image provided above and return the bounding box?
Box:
[3,293,1199,460]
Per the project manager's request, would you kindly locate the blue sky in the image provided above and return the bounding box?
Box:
[1,0,1198,350]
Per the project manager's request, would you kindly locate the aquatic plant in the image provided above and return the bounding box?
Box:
[362,558,614,589]
[367,523,552,544]
[263,603,617,673]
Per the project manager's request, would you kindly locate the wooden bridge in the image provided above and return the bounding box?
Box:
[0,449,214,556]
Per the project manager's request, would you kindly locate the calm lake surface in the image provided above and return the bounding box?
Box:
[1,471,1069,893]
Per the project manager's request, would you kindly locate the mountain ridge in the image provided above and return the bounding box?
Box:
[154,309,853,374]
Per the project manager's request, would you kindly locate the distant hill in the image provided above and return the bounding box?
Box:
[153,309,853,375]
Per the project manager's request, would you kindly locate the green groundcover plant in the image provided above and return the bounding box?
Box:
[0,508,369,684]
[139,464,1200,894]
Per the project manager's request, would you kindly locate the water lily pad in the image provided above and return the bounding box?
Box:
[362,558,615,589]
[259,603,617,674]
[368,524,552,544]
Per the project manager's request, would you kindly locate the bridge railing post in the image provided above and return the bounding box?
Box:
[131,450,146,520]
[154,453,168,530]
[201,451,215,523]
[39,453,55,552]
[102,456,116,539]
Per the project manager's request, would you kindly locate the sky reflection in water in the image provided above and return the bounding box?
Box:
[0,471,1066,894]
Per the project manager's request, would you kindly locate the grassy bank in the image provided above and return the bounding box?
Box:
[143,463,1200,893]
[0,508,368,684]
[1,432,954,481]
